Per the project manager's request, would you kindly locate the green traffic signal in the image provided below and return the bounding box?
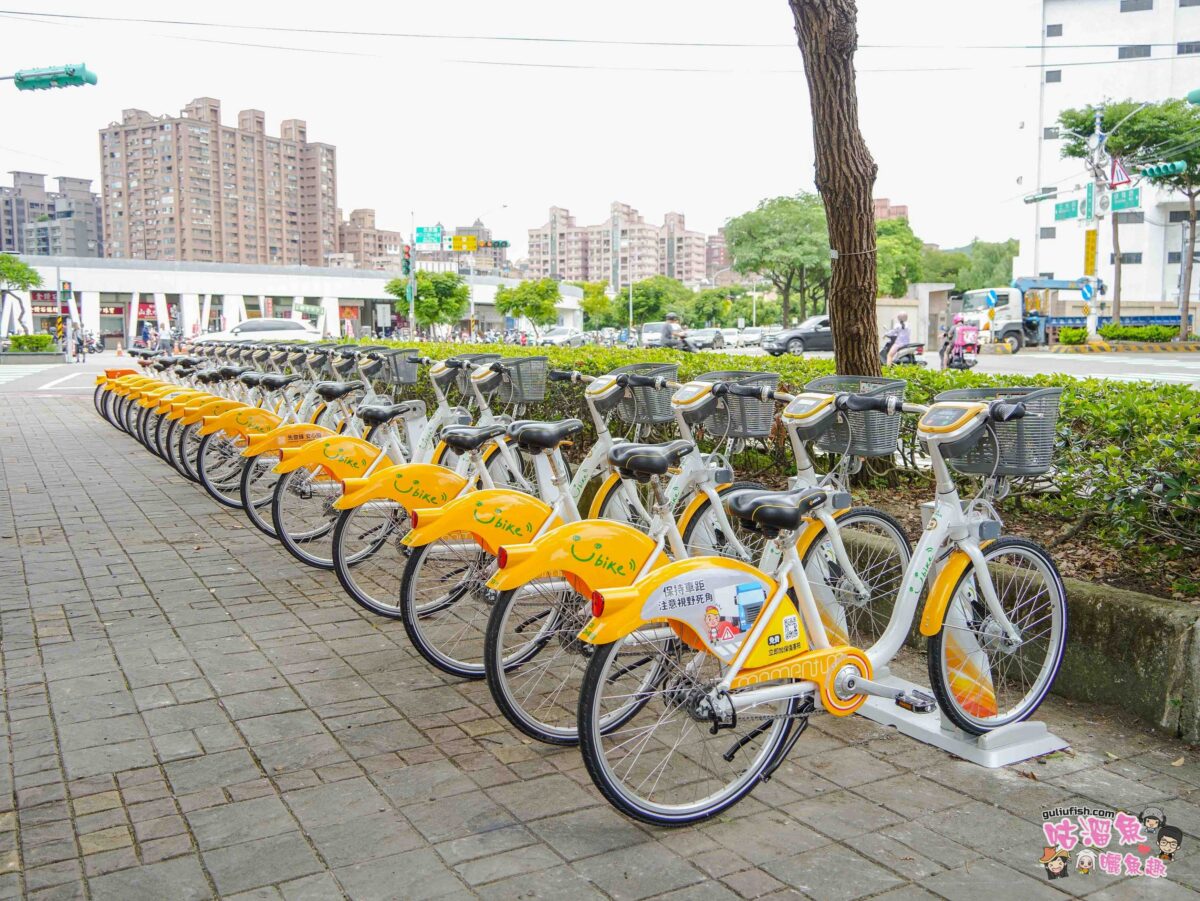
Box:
[1143,160,1187,179]
[13,64,97,91]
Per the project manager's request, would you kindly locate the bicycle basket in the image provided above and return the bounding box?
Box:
[697,371,780,439]
[452,353,502,396]
[496,356,548,405]
[383,348,420,386]
[932,387,1062,477]
[598,363,678,423]
[806,375,906,458]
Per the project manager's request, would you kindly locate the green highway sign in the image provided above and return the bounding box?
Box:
[1054,200,1079,221]
[415,226,442,244]
[1084,182,1094,220]
[1111,187,1141,211]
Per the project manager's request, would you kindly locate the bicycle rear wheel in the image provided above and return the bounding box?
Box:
[198,431,250,508]
[578,633,799,826]
[272,467,341,569]
[332,503,411,617]
[926,537,1067,735]
[240,452,281,537]
[175,422,203,482]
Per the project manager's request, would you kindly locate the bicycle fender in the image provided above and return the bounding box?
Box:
[487,519,669,596]
[585,472,623,519]
[198,406,282,438]
[181,399,247,426]
[333,463,467,512]
[918,542,993,637]
[153,389,205,414]
[273,435,380,479]
[138,385,185,408]
[166,393,217,420]
[241,423,336,457]
[401,489,554,555]
[96,368,138,385]
[578,556,778,652]
[673,483,732,537]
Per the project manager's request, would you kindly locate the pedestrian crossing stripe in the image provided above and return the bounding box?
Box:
[0,365,54,385]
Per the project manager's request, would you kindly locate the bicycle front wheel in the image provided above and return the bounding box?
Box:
[272,467,341,569]
[197,431,250,508]
[926,537,1067,735]
[680,482,768,563]
[578,633,799,826]
[240,452,281,538]
[332,503,411,617]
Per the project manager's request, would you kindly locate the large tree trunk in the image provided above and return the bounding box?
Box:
[1110,215,1122,326]
[790,0,881,377]
[1182,195,1197,342]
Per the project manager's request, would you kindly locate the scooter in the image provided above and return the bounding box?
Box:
[879,335,927,367]
[939,325,979,371]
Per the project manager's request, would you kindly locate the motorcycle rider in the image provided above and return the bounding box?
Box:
[664,312,691,351]
[883,311,911,365]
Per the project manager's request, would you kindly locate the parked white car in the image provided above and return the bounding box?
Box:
[198,318,324,343]
[720,328,741,347]
[538,326,585,347]
[739,327,764,346]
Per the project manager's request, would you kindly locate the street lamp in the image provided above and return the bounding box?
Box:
[2,64,97,90]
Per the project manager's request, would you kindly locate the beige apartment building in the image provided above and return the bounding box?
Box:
[528,202,706,287]
[336,208,403,269]
[874,197,909,221]
[99,98,337,266]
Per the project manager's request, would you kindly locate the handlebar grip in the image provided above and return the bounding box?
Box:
[623,373,659,388]
[489,361,510,373]
[406,355,424,364]
[835,393,895,414]
[727,383,773,400]
[548,369,575,382]
[989,401,1027,422]
[444,359,465,370]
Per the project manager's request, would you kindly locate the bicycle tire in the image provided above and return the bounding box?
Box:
[197,431,249,508]
[926,536,1067,735]
[271,467,339,569]
[332,504,411,617]
[175,422,203,483]
[679,481,768,562]
[240,453,281,538]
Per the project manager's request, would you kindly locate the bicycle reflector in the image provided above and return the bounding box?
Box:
[410,511,419,528]
[591,591,605,618]
[497,547,508,569]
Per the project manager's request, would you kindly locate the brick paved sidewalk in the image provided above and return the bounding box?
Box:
[1,395,1198,900]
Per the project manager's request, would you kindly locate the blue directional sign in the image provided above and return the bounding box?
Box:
[1081,283,1095,301]
[986,290,998,308]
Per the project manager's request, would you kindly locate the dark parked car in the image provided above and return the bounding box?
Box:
[762,316,832,355]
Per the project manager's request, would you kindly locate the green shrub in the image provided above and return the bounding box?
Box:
[1098,324,1179,342]
[1057,327,1087,345]
[7,334,55,352]
[352,339,1200,555]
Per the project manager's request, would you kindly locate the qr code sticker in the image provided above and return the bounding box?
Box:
[783,615,799,642]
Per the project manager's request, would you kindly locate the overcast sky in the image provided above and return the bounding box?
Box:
[1,1,1041,257]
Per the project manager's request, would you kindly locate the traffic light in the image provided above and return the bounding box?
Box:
[1142,161,1187,180]
[61,281,72,293]
[13,64,97,91]
[494,240,510,249]
[401,245,412,276]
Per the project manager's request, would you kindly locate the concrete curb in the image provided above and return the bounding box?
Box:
[0,352,63,365]
[1055,578,1200,742]
[1049,342,1200,353]
[978,344,1013,355]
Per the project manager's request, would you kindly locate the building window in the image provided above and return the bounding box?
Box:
[1044,126,1061,139]
[1045,69,1062,83]
[1040,227,1057,239]
[1169,210,1197,222]
[1121,0,1153,10]
[1182,0,1200,6]
[1118,44,1152,58]
[1046,23,1063,36]
[1169,251,1182,263]
[1038,272,1055,279]
[1115,211,1145,224]
[1179,41,1200,54]
[1109,252,1143,264]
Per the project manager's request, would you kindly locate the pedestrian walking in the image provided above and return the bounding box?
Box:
[73,329,85,363]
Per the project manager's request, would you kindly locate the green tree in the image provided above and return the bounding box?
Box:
[1060,100,1155,323]
[0,254,42,335]
[629,275,693,324]
[875,218,924,297]
[724,193,830,327]
[956,239,1020,292]
[385,270,469,332]
[494,278,561,339]
[572,280,615,329]
[686,288,733,327]
[920,247,971,286]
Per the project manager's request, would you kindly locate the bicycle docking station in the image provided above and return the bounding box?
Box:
[856,669,1070,768]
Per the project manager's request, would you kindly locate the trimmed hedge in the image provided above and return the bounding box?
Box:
[1098,324,1180,343]
[356,340,1200,556]
[7,334,55,352]
[1057,327,1087,345]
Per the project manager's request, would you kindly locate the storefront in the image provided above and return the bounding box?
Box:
[97,299,126,339]
[30,291,68,337]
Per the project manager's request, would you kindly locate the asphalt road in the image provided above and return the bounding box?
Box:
[2,347,1198,395]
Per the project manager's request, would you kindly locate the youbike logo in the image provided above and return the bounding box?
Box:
[569,535,636,577]
[322,442,368,471]
[472,501,533,538]
[393,475,447,506]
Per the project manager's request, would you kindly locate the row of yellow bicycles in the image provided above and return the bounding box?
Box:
[96,344,1068,826]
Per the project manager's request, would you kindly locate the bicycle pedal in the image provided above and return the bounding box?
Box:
[894,689,936,713]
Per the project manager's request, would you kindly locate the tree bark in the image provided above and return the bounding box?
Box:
[1182,193,1197,342]
[790,0,881,377]
[1110,215,1122,325]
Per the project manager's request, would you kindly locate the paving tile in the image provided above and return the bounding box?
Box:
[572,842,704,900]
[186,796,298,850]
[762,843,906,900]
[88,854,212,901]
[334,849,464,900]
[202,832,322,896]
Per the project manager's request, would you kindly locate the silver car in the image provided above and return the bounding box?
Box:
[200,317,324,342]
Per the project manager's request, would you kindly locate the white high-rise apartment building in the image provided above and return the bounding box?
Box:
[1013,0,1200,308]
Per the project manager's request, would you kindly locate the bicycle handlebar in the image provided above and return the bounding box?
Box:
[548,369,576,382]
[835,393,897,415]
[989,400,1027,422]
